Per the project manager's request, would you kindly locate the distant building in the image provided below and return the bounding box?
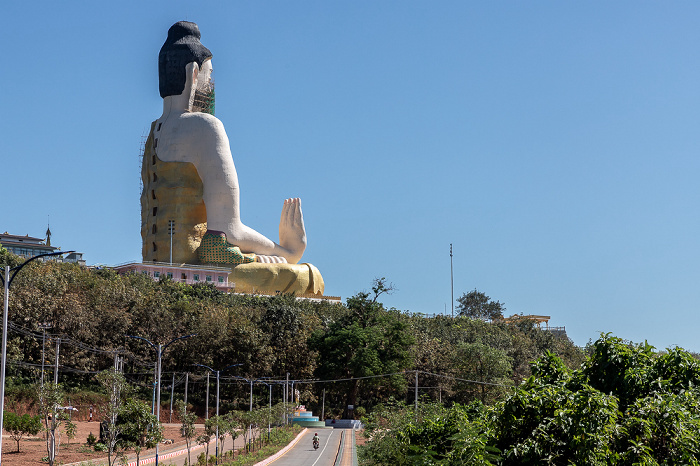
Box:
[112,261,342,302]
[113,261,234,291]
[0,228,86,266]
[501,314,567,338]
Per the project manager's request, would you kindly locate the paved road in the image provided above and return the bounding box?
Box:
[157,432,243,466]
[268,428,341,466]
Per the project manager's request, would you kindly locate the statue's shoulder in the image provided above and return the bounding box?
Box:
[180,112,225,133]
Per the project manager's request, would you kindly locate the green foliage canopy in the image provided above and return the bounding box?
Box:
[3,410,41,452]
[360,333,700,465]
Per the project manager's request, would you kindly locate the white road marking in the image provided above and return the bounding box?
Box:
[311,431,334,466]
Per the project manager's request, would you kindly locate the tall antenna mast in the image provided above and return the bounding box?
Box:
[168,220,175,265]
[450,244,454,318]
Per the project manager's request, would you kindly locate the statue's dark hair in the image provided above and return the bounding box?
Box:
[158,21,213,98]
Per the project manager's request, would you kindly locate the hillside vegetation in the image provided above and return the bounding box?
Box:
[360,334,700,464]
[0,251,582,417]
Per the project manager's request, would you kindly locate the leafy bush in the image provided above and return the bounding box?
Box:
[360,334,700,465]
[3,411,42,452]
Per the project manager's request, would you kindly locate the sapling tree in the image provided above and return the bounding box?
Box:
[224,412,240,457]
[64,419,77,445]
[36,382,65,466]
[217,415,230,458]
[96,369,129,466]
[177,400,197,465]
[3,411,42,452]
[196,431,212,463]
[120,398,162,466]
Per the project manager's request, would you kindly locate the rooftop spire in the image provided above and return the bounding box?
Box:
[46,217,52,247]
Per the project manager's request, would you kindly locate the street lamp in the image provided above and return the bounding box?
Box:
[194,363,241,465]
[126,334,196,466]
[0,250,73,466]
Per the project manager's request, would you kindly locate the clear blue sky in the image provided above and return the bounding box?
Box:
[4,1,700,351]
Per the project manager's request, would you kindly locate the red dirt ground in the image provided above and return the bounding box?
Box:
[1,421,195,466]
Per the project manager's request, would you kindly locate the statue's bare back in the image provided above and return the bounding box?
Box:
[154,22,306,264]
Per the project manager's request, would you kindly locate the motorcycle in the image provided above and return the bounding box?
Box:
[313,439,320,450]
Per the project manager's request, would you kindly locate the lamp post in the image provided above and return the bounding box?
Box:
[194,363,241,465]
[0,250,73,466]
[38,322,52,388]
[126,334,196,466]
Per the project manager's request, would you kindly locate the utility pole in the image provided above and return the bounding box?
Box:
[39,323,51,388]
[156,344,162,454]
[169,373,175,423]
[151,379,156,415]
[216,370,220,463]
[285,372,289,424]
[249,379,253,452]
[193,363,241,465]
[54,338,60,384]
[126,333,195,466]
[415,370,418,417]
[205,373,209,420]
[0,251,72,466]
[184,372,188,410]
[168,220,175,265]
[322,388,325,420]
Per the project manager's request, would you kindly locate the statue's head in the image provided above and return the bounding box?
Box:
[158,21,213,98]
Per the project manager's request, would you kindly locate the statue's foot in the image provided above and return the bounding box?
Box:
[257,254,287,264]
[279,198,307,264]
[198,230,257,265]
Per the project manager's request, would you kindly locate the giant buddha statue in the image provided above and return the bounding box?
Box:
[141,21,323,295]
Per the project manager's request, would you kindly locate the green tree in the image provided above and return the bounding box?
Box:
[0,243,22,268]
[360,335,700,465]
[36,382,65,466]
[205,414,227,460]
[456,290,505,321]
[200,418,215,462]
[454,342,512,403]
[196,432,212,463]
[235,410,254,453]
[177,399,197,465]
[64,419,77,445]
[360,400,498,465]
[3,411,42,452]
[310,279,414,418]
[120,398,161,466]
[96,369,129,466]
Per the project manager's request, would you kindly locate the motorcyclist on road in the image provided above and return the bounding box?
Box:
[313,432,320,448]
